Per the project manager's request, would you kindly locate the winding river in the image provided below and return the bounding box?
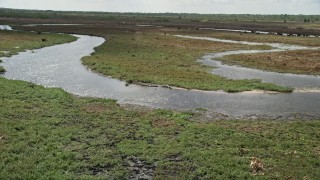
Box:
[176,35,320,88]
[1,28,320,118]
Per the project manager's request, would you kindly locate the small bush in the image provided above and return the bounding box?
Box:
[0,66,6,74]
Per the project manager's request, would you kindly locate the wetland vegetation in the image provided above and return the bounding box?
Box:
[0,30,77,57]
[1,8,320,179]
[81,30,292,92]
[219,49,320,75]
[0,66,5,73]
[1,77,320,179]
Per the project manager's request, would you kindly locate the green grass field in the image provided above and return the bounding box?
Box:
[0,77,319,179]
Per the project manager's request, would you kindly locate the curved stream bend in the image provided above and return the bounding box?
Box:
[1,34,320,118]
[175,35,320,88]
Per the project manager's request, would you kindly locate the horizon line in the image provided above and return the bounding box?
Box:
[1,7,320,16]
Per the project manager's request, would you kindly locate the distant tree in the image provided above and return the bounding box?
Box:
[284,20,286,23]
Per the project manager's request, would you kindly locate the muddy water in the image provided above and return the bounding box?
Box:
[1,33,320,118]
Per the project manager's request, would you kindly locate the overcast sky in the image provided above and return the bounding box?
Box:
[0,0,319,14]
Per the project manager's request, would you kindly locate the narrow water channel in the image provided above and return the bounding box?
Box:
[176,35,320,88]
[1,32,320,118]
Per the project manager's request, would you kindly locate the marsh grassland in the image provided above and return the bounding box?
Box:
[1,9,320,179]
[0,30,77,57]
[1,77,320,179]
[219,49,320,75]
[82,30,293,92]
